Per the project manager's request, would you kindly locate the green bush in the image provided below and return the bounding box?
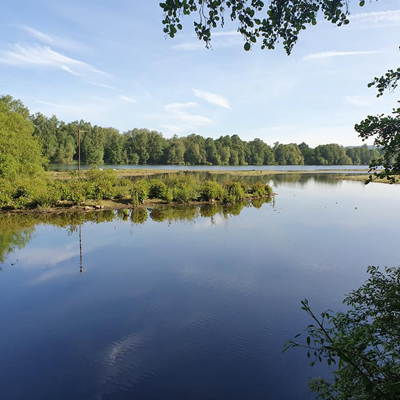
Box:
[60,181,85,205]
[131,179,149,206]
[0,179,14,208]
[148,179,167,199]
[32,181,62,208]
[225,182,244,203]
[85,169,118,200]
[252,182,266,196]
[164,187,173,203]
[200,181,224,201]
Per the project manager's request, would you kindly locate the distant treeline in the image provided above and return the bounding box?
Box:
[31,113,381,167]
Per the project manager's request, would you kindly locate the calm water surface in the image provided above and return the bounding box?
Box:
[49,163,370,172]
[1,174,399,400]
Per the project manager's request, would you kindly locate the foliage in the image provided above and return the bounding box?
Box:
[0,95,46,180]
[130,179,149,205]
[159,0,359,54]
[251,181,272,196]
[148,179,167,199]
[199,180,225,201]
[27,104,372,167]
[225,182,245,203]
[284,265,400,400]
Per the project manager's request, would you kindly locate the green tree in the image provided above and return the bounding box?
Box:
[104,128,124,164]
[0,95,46,179]
[81,125,104,165]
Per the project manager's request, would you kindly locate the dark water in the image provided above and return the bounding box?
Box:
[49,163,370,172]
[1,174,400,400]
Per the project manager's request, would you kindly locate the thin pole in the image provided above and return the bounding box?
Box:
[78,129,81,184]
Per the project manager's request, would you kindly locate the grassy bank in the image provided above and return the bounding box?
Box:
[335,174,400,184]
[48,167,371,181]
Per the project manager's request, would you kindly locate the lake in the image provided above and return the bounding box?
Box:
[1,174,399,400]
[49,163,370,172]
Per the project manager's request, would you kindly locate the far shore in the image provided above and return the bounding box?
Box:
[48,168,372,180]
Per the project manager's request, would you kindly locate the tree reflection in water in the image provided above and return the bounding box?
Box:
[0,197,272,270]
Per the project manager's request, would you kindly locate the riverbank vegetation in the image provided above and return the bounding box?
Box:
[0,169,273,211]
[285,265,400,400]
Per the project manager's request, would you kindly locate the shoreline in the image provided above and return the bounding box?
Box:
[48,168,372,180]
[0,194,275,216]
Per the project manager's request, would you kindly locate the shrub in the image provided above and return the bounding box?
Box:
[32,181,62,208]
[131,179,149,206]
[225,182,244,203]
[0,179,14,208]
[200,181,224,201]
[164,187,173,203]
[252,182,266,196]
[173,184,196,203]
[240,182,249,193]
[148,179,167,199]
[60,181,85,205]
[85,169,118,200]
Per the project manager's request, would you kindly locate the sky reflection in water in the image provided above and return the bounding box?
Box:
[1,174,400,400]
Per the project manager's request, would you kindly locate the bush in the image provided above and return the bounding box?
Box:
[252,182,266,196]
[164,187,173,203]
[200,181,224,201]
[0,179,14,208]
[225,182,244,203]
[85,169,118,200]
[173,184,197,203]
[131,179,149,206]
[32,181,62,208]
[60,182,85,205]
[148,179,167,199]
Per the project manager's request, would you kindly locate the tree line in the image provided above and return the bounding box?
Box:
[31,111,381,167]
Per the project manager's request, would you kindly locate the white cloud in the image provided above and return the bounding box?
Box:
[0,44,105,77]
[193,89,231,109]
[161,102,213,135]
[19,26,54,44]
[303,50,379,61]
[172,42,204,51]
[165,102,212,125]
[212,30,240,37]
[120,95,138,103]
[90,82,118,90]
[17,25,87,52]
[345,95,375,107]
[62,65,86,77]
[172,30,242,51]
[349,10,400,28]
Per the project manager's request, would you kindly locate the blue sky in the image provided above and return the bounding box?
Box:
[1,0,400,146]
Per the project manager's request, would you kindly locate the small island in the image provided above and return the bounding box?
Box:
[0,169,274,212]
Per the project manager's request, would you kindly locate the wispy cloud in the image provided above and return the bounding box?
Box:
[89,82,118,90]
[0,44,105,77]
[165,102,212,125]
[120,95,138,104]
[172,30,241,51]
[193,89,231,109]
[303,50,379,61]
[19,26,54,44]
[349,10,400,28]
[16,25,87,52]
[172,42,204,51]
[345,95,375,107]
